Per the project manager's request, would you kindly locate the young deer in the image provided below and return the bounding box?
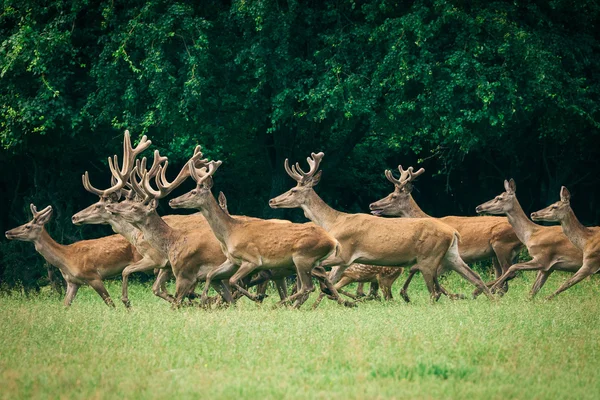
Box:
[5,205,138,306]
[329,264,404,302]
[476,179,583,298]
[269,152,493,302]
[530,186,600,298]
[168,156,351,309]
[369,165,523,293]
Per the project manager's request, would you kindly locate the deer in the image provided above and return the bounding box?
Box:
[168,155,353,309]
[5,204,138,307]
[101,146,242,307]
[530,186,600,298]
[269,152,494,302]
[369,165,523,295]
[475,179,583,298]
[72,130,210,306]
[313,264,404,307]
[216,191,291,302]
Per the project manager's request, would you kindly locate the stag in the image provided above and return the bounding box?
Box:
[168,156,352,309]
[369,165,523,294]
[104,148,235,306]
[530,186,600,298]
[476,179,583,298]
[5,205,138,306]
[269,152,493,302]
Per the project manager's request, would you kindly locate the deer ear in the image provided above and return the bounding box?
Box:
[560,186,571,203]
[401,183,413,194]
[147,199,159,210]
[307,170,322,187]
[504,178,516,193]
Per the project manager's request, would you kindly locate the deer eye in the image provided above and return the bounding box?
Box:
[26,225,31,230]
[191,190,197,195]
[291,189,298,193]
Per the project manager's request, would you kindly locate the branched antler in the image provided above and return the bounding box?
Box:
[385,165,425,188]
[284,152,324,184]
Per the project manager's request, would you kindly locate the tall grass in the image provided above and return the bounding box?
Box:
[1,270,599,399]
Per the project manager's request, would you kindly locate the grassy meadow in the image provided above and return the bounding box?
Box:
[1,269,599,399]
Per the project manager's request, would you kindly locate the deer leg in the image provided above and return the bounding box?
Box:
[202,260,237,306]
[368,281,381,300]
[121,257,163,307]
[228,262,266,303]
[433,275,466,300]
[356,282,366,298]
[152,268,175,303]
[88,279,115,307]
[278,270,314,308]
[546,262,600,300]
[400,268,419,303]
[273,278,288,301]
[447,260,493,300]
[378,278,393,301]
[63,282,80,306]
[421,269,441,302]
[530,269,553,298]
[311,266,356,308]
[488,259,544,296]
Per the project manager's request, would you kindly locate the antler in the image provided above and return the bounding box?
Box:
[82,130,152,198]
[385,165,425,188]
[189,159,223,188]
[136,146,206,201]
[30,204,52,220]
[284,152,324,184]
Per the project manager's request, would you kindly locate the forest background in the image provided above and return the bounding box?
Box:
[2,0,600,290]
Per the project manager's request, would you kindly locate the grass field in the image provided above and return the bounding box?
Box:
[1,270,600,399]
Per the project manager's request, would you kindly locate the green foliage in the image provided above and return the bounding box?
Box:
[2,0,600,288]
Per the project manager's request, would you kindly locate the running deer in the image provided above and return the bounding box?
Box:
[369,165,523,294]
[476,179,583,298]
[5,204,139,306]
[530,186,600,298]
[72,131,207,306]
[269,152,493,302]
[168,156,352,309]
[104,148,235,306]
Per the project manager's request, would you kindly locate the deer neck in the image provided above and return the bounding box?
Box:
[34,230,71,272]
[136,212,174,255]
[107,218,140,245]
[197,194,237,245]
[505,198,537,245]
[559,208,592,251]
[403,195,431,218]
[300,190,346,231]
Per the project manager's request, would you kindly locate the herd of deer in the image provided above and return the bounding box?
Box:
[5,131,599,309]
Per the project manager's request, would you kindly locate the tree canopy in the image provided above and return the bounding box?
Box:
[2,0,600,289]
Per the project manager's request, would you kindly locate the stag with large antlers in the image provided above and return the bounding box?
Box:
[269,152,494,302]
[476,180,583,298]
[5,205,139,306]
[168,155,352,309]
[369,164,523,295]
[72,131,207,306]
[530,187,600,298]
[103,147,237,306]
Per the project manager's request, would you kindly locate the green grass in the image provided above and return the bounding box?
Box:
[1,270,600,399]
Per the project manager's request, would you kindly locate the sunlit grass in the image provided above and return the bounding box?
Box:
[1,270,599,399]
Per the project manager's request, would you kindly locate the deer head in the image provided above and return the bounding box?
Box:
[169,158,222,210]
[105,146,204,225]
[268,152,324,209]
[369,165,425,216]
[476,179,518,215]
[5,204,53,242]
[531,186,572,223]
[72,130,157,225]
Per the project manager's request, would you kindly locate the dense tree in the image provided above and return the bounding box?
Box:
[2,0,600,289]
